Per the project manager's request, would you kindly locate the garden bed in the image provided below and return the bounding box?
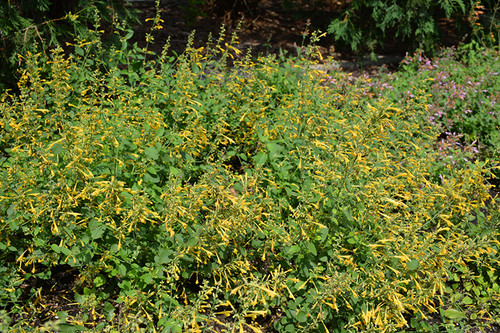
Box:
[0,16,499,333]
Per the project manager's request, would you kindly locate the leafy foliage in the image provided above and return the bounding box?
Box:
[362,44,500,171]
[0,26,499,332]
[327,0,499,55]
[0,0,137,92]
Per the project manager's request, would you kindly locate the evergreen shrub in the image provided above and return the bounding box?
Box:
[327,0,499,55]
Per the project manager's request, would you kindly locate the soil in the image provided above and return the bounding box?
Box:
[129,0,342,55]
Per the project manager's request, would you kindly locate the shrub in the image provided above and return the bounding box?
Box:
[0,28,499,332]
[360,44,500,169]
[327,0,499,56]
[0,0,137,92]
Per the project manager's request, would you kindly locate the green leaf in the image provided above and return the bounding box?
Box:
[6,204,15,216]
[156,128,165,137]
[57,311,68,322]
[307,242,317,256]
[91,224,106,240]
[144,172,160,183]
[120,191,133,204]
[318,226,329,243]
[75,46,84,56]
[60,246,71,256]
[141,273,153,284]
[51,143,64,155]
[254,152,268,166]
[80,235,90,245]
[406,259,420,271]
[266,142,283,160]
[118,264,127,276]
[157,249,172,264]
[94,275,106,288]
[146,166,157,175]
[237,153,247,161]
[186,237,197,247]
[442,308,465,319]
[296,310,308,323]
[343,208,354,222]
[51,244,61,253]
[145,146,159,160]
[169,166,180,176]
[285,186,296,197]
[103,302,115,321]
[288,245,301,255]
[57,322,82,333]
[462,296,473,305]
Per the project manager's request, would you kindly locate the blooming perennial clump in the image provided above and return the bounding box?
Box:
[0,27,499,332]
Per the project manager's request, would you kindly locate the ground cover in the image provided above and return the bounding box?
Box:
[0,23,499,333]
